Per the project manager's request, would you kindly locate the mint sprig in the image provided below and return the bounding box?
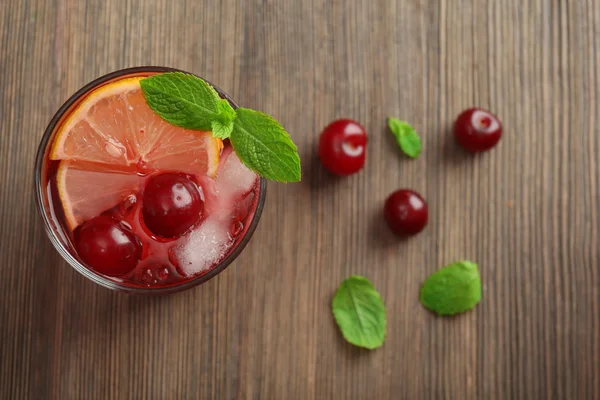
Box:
[332,276,387,350]
[387,117,422,158]
[211,119,234,139]
[420,261,482,316]
[140,72,300,182]
[140,72,236,133]
[231,108,300,183]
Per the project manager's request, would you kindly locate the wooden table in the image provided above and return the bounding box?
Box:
[1,1,599,399]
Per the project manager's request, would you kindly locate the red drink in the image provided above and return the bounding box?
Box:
[35,67,265,294]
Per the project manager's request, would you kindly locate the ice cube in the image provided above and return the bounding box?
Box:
[232,191,255,223]
[169,214,233,276]
[216,151,258,199]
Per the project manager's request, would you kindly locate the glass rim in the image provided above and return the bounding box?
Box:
[34,66,267,295]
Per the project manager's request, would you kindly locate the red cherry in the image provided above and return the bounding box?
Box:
[384,189,428,236]
[318,119,367,175]
[142,173,204,238]
[75,216,142,276]
[454,108,502,152]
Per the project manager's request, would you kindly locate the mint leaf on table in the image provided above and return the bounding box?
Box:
[230,108,301,183]
[387,117,422,158]
[420,261,482,316]
[332,276,386,350]
[140,72,235,132]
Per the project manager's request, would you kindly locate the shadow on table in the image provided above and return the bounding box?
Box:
[302,147,346,191]
[439,122,477,165]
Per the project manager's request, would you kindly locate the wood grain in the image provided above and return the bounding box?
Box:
[1,0,599,398]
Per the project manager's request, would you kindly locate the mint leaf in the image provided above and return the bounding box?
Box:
[216,99,236,124]
[211,99,236,139]
[332,276,386,350]
[230,108,301,183]
[211,119,234,139]
[387,117,422,158]
[420,261,482,316]
[140,72,233,131]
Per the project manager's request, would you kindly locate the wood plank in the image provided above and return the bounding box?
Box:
[0,0,598,398]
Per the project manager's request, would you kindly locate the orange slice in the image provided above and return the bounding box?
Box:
[51,77,222,175]
[57,161,140,229]
[51,76,223,229]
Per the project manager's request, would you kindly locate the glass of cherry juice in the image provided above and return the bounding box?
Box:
[35,67,266,294]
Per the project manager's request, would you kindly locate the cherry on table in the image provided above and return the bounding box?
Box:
[384,189,428,236]
[75,216,143,276]
[318,119,367,175]
[142,173,204,238]
[454,108,502,153]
